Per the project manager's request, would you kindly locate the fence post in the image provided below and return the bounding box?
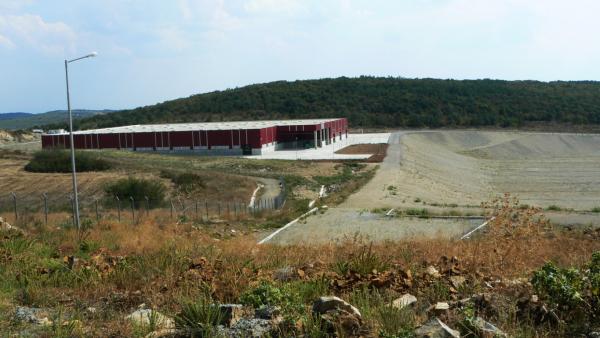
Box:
[227,203,230,218]
[218,203,221,217]
[170,199,174,220]
[69,195,75,226]
[195,200,199,220]
[95,199,99,222]
[42,193,48,225]
[11,192,17,221]
[234,201,237,219]
[205,200,208,221]
[145,196,150,216]
[130,196,135,223]
[116,196,121,222]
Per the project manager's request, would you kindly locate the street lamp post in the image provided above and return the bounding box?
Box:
[64,52,97,231]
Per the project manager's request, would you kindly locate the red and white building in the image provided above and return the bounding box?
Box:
[42,118,348,155]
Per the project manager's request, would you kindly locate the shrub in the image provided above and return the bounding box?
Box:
[546,205,562,211]
[531,252,600,331]
[591,207,600,213]
[160,170,205,194]
[25,149,111,173]
[104,177,166,208]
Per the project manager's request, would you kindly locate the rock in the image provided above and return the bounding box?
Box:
[449,275,466,289]
[145,328,182,338]
[86,307,97,314]
[434,302,450,311]
[14,306,53,326]
[313,296,365,337]
[0,217,24,234]
[312,296,361,318]
[273,267,299,281]
[392,294,417,309]
[425,266,441,278]
[218,304,244,327]
[472,317,507,337]
[217,318,274,338]
[414,318,460,338]
[125,309,175,330]
[255,305,281,320]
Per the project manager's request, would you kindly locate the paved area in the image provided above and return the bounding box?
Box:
[243,133,391,160]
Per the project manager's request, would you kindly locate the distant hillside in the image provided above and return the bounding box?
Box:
[0,112,31,121]
[70,77,600,130]
[0,109,113,130]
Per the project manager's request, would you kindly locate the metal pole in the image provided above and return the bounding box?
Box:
[205,200,209,220]
[145,196,150,216]
[95,199,99,222]
[116,196,121,222]
[65,60,81,231]
[11,193,17,221]
[43,193,48,225]
[130,197,135,223]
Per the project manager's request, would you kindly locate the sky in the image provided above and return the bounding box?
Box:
[1,0,600,113]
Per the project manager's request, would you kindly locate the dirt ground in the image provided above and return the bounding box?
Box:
[267,130,600,244]
[335,143,389,162]
[346,131,600,211]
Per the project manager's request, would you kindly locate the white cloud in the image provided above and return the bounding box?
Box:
[244,0,305,15]
[0,14,77,55]
[0,34,15,49]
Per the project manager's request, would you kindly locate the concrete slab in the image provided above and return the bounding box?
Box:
[243,133,391,160]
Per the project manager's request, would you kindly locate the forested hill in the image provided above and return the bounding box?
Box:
[74,77,600,130]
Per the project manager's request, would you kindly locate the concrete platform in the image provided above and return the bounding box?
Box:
[243,133,391,160]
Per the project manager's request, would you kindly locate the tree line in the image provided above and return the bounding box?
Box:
[61,77,600,130]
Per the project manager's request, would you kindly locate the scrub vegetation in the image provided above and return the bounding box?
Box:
[24,149,111,173]
[63,77,600,131]
[1,197,600,336]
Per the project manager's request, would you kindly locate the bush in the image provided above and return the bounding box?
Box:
[104,177,166,208]
[25,149,111,173]
[531,252,600,331]
[160,170,205,194]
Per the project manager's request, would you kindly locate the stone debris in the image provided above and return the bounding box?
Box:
[312,296,362,318]
[425,266,441,278]
[255,305,281,320]
[218,304,244,327]
[217,318,274,338]
[145,328,181,338]
[449,275,466,289]
[0,217,24,234]
[471,316,507,337]
[125,309,175,330]
[313,296,368,337]
[414,318,460,338]
[392,294,417,309]
[14,306,53,326]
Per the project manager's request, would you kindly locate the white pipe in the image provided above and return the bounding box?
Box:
[258,207,319,244]
[248,184,263,207]
[460,217,496,240]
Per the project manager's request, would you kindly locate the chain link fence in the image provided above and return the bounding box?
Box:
[0,178,286,227]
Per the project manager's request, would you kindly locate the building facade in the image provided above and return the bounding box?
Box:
[41,118,348,155]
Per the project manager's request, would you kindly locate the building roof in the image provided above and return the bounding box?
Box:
[48,118,344,135]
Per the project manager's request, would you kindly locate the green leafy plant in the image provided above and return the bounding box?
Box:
[175,298,223,337]
[104,177,166,209]
[25,149,111,173]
